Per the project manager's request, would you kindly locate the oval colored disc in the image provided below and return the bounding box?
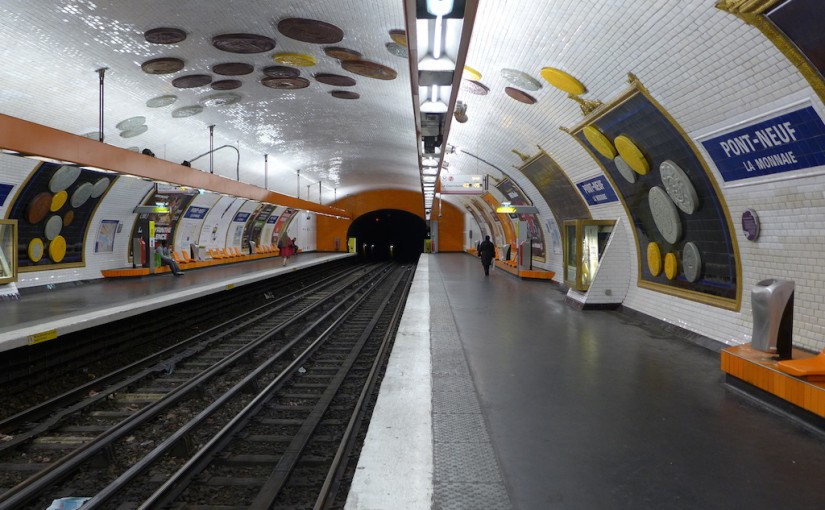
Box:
[146,95,177,108]
[540,67,586,95]
[389,29,407,47]
[71,181,94,208]
[141,57,184,75]
[262,65,300,78]
[463,65,482,81]
[614,155,637,183]
[615,135,649,175]
[331,90,360,99]
[324,47,363,61]
[314,73,356,86]
[385,42,407,58]
[49,165,81,193]
[278,18,344,44]
[261,76,310,89]
[50,190,68,212]
[212,33,276,54]
[45,214,62,240]
[172,74,212,88]
[115,116,146,131]
[211,79,242,90]
[144,27,187,44]
[27,192,53,224]
[273,53,317,67]
[91,177,111,198]
[120,125,148,138]
[63,209,75,226]
[660,160,699,214]
[664,252,679,280]
[501,68,542,91]
[342,60,397,80]
[28,238,44,263]
[648,186,683,244]
[461,80,489,95]
[172,105,204,117]
[583,126,616,159]
[682,242,702,282]
[647,242,662,277]
[199,92,241,107]
[212,62,254,76]
[504,87,536,104]
[49,235,67,263]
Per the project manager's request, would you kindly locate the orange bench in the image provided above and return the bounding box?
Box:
[778,351,825,382]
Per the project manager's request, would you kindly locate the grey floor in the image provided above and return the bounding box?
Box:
[430,253,825,510]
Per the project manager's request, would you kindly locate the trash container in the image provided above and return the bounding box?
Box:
[751,279,794,359]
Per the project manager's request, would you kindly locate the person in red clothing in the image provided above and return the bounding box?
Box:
[279,236,296,266]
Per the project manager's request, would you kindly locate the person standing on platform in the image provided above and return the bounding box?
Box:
[156,239,183,276]
[478,235,495,276]
[279,235,295,266]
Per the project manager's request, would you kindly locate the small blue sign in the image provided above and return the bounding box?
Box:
[233,211,251,222]
[267,214,279,224]
[701,105,825,182]
[0,184,12,207]
[183,206,209,220]
[577,175,618,206]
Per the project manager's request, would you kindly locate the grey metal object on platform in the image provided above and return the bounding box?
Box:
[751,279,794,360]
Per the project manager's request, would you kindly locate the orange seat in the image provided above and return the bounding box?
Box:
[208,248,223,259]
[172,251,186,264]
[777,351,825,381]
[232,247,242,257]
[181,250,195,263]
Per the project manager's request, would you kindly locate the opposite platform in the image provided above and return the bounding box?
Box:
[349,253,825,510]
[0,252,353,353]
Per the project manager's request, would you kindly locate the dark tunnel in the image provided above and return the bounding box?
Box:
[347,209,428,262]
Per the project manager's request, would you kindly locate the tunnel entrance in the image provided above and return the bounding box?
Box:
[347,209,428,262]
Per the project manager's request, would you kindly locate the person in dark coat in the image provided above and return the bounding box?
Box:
[477,235,496,276]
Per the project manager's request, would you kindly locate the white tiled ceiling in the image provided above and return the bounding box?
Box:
[0,0,414,203]
[0,1,815,214]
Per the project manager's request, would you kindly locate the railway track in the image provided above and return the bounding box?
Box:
[0,262,414,509]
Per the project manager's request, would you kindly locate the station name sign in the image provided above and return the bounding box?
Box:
[700,104,825,182]
[576,175,618,206]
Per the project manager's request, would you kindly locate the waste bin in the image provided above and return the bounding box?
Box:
[751,279,794,360]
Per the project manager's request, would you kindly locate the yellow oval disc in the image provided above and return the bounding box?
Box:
[273,53,317,67]
[540,67,586,95]
[28,238,44,263]
[49,235,67,263]
[647,242,662,276]
[463,65,482,81]
[664,252,678,280]
[614,135,650,175]
[50,190,68,212]
[583,126,617,159]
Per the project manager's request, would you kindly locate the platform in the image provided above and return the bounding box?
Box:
[348,253,825,510]
[0,252,353,353]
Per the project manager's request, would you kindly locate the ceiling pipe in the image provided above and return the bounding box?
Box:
[96,67,107,143]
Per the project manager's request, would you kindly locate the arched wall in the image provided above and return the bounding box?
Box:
[317,189,464,252]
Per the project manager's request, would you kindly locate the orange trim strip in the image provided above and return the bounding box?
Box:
[0,113,352,219]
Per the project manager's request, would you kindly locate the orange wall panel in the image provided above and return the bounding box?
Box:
[316,189,464,252]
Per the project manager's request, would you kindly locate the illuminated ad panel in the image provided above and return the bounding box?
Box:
[494,178,545,262]
[9,162,116,270]
[569,80,740,309]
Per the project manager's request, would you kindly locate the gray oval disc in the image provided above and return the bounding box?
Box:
[648,186,682,244]
[660,160,698,214]
[614,155,636,184]
[682,242,702,282]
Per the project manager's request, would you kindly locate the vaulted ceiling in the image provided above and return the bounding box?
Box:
[0,1,806,217]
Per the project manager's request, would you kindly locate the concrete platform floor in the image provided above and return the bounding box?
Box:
[349,253,825,510]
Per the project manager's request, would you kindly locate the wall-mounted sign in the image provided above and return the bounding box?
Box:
[576,175,618,205]
[700,104,825,182]
[183,206,209,220]
[440,174,485,195]
[233,211,251,222]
